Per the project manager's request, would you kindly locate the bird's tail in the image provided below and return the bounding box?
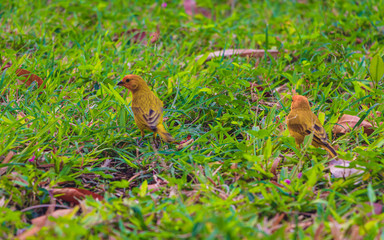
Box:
[157,124,176,143]
[322,142,337,158]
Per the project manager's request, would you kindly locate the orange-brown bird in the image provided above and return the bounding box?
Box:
[117,74,175,144]
[287,95,337,158]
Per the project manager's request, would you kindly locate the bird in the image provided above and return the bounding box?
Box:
[117,74,175,144]
[287,95,337,158]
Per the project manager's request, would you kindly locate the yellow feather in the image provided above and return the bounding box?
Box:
[287,95,337,158]
[117,75,175,144]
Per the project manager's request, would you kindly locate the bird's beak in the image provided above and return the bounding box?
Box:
[117,81,124,86]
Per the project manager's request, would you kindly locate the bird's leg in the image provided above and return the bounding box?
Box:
[153,133,160,149]
[137,131,145,147]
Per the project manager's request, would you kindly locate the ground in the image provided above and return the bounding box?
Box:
[0,0,384,239]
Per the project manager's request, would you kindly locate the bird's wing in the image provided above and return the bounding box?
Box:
[132,92,163,131]
[311,113,328,145]
[287,112,310,136]
[288,112,326,142]
[288,110,336,156]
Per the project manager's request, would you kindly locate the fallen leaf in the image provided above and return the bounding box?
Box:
[270,157,281,176]
[1,62,45,88]
[357,202,383,217]
[270,180,285,188]
[271,213,285,232]
[273,84,289,94]
[230,162,238,170]
[147,182,167,193]
[195,49,283,63]
[184,0,212,18]
[52,188,104,204]
[329,159,363,178]
[0,151,15,175]
[332,114,374,136]
[31,208,76,226]
[17,208,78,240]
[1,62,12,71]
[328,216,342,240]
[15,69,44,87]
[370,202,383,215]
[6,172,29,186]
[286,219,313,231]
[369,111,381,119]
[368,111,383,127]
[176,135,194,150]
[349,225,362,240]
[314,223,325,240]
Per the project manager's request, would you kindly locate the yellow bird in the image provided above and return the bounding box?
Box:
[117,74,175,143]
[287,95,337,158]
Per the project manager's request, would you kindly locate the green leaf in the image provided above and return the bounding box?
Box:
[369,54,384,82]
[196,52,210,66]
[139,180,148,197]
[167,77,173,95]
[367,183,376,203]
[303,133,313,148]
[199,87,212,94]
[263,138,272,160]
[318,112,325,125]
[101,83,127,105]
[118,107,126,127]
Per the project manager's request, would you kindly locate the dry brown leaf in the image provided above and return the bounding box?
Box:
[329,159,363,178]
[230,162,238,170]
[147,183,165,193]
[195,49,283,62]
[369,111,382,118]
[0,151,15,175]
[371,202,383,215]
[147,175,168,193]
[273,83,288,94]
[16,226,41,240]
[1,62,45,88]
[286,219,313,232]
[15,69,44,87]
[270,157,281,176]
[176,135,194,150]
[333,114,374,136]
[328,216,342,240]
[6,172,29,186]
[1,62,12,71]
[270,180,285,188]
[33,208,75,229]
[184,0,212,18]
[17,208,78,240]
[52,188,104,204]
[275,116,284,132]
[349,225,363,240]
[357,202,383,217]
[271,213,285,232]
[368,111,383,127]
[314,223,325,240]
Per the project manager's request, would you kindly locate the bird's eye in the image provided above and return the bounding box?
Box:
[125,79,130,83]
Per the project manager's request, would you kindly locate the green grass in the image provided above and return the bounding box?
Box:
[1,0,384,239]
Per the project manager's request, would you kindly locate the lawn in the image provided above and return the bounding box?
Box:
[1,0,384,239]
